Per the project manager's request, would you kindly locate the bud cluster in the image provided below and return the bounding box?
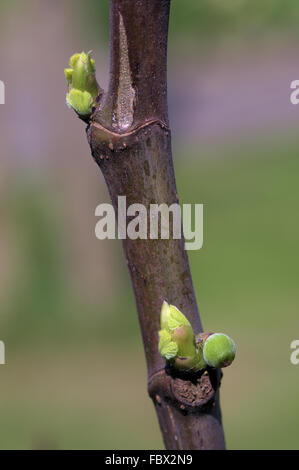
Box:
[158,301,236,372]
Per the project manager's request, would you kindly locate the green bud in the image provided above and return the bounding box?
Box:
[203,333,236,368]
[64,68,73,84]
[158,330,178,360]
[64,51,100,117]
[159,301,205,372]
[174,350,206,372]
[66,89,93,116]
[69,53,81,69]
[171,325,196,357]
[160,301,191,332]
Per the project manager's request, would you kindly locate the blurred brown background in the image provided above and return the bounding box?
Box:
[0,0,299,449]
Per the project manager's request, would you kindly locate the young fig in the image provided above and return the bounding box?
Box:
[202,333,236,368]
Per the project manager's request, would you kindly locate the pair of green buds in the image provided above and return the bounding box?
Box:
[64,51,100,117]
[158,301,236,372]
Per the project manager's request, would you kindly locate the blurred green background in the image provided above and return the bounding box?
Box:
[0,0,299,449]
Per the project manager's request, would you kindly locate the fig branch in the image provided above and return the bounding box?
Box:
[65,0,236,450]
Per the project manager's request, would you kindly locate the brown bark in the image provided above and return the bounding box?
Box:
[86,0,225,449]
